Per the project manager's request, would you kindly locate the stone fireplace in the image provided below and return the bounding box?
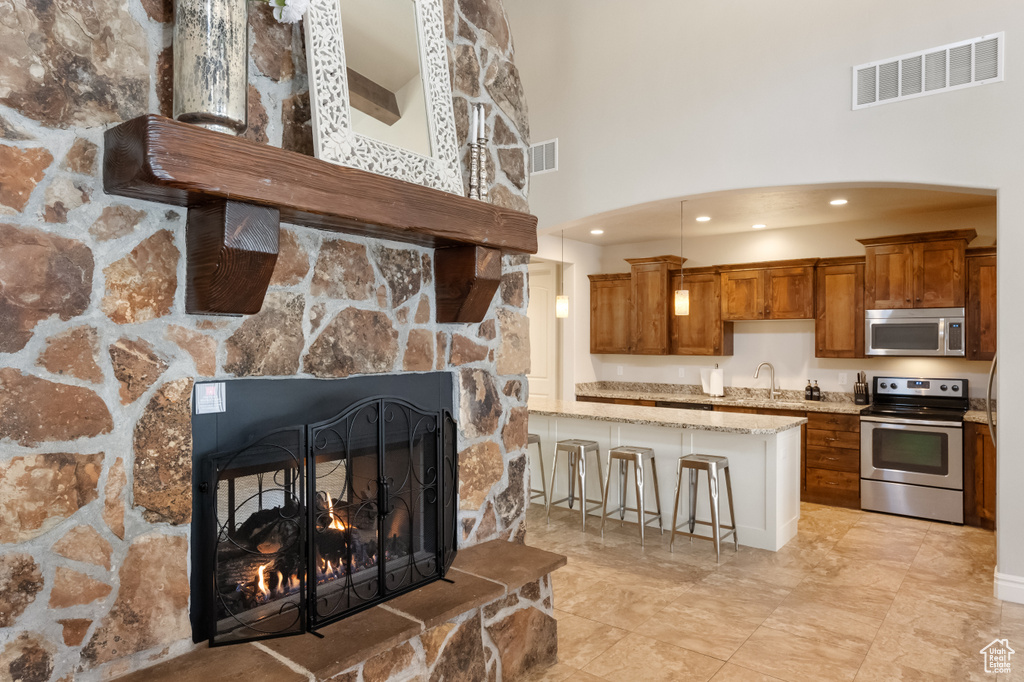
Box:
[0,0,539,679]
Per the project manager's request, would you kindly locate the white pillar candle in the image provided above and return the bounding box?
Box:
[469,105,478,143]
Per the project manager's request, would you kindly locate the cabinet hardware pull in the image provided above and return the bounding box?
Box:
[826,481,838,485]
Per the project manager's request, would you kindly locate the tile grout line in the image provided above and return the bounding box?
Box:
[252,642,317,682]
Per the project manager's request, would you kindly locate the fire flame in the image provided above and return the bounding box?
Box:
[325,495,348,531]
[256,564,270,599]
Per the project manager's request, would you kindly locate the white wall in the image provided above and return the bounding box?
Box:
[507,0,1024,601]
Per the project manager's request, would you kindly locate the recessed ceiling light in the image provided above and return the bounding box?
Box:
[752,224,767,229]
[830,198,848,206]
[590,229,604,235]
[695,216,711,222]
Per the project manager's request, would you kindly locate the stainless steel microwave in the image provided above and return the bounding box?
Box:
[865,308,965,357]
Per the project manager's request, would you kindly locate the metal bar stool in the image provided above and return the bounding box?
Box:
[547,439,605,531]
[601,446,664,547]
[527,433,546,504]
[670,454,738,562]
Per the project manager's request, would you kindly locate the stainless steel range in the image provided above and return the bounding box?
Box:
[860,376,968,524]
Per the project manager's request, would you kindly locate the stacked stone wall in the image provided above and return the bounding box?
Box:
[0,0,532,678]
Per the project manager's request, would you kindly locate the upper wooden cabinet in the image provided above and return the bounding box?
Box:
[720,259,816,321]
[967,247,997,361]
[721,269,764,320]
[589,273,632,354]
[858,229,976,309]
[626,256,684,355]
[815,257,865,358]
[670,267,733,356]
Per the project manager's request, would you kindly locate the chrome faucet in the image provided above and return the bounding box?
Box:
[754,362,782,400]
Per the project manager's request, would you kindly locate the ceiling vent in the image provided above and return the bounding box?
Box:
[853,33,1003,110]
[530,138,558,175]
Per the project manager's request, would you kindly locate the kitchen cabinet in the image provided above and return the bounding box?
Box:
[670,267,733,356]
[720,259,816,321]
[627,256,684,355]
[966,247,997,361]
[803,412,860,509]
[858,229,976,309]
[965,421,996,530]
[589,273,632,354]
[815,257,865,358]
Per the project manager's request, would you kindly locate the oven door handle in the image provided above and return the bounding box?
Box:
[860,415,962,428]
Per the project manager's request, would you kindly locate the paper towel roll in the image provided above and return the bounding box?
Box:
[709,368,724,397]
[700,368,712,393]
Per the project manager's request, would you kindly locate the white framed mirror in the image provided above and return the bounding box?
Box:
[304,0,463,194]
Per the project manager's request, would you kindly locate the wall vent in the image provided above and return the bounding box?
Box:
[530,138,558,175]
[853,33,1003,110]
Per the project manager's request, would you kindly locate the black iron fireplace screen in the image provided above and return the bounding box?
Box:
[192,395,458,646]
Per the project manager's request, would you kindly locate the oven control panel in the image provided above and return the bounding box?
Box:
[873,377,967,397]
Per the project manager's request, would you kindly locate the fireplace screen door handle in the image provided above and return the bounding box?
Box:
[380,479,394,517]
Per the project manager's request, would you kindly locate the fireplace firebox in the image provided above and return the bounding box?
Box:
[190,374,458,646]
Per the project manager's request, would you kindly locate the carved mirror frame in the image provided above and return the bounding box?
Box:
[304,0,463,194]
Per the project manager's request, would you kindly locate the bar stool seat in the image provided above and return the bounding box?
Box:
[601,445,664,547]
[527,433,546,504]
[548,439,605,531]
[670,454,738,562]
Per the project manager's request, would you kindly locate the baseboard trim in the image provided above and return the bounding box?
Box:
[995,570,1024,604]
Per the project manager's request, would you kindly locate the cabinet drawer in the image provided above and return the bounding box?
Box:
[806,446,859,473]
[806,464,856,491]
[806,412,860,432]
[806,428,860,450]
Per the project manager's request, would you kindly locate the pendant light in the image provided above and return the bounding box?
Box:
[674,201,690,316]
[556,229,569,318]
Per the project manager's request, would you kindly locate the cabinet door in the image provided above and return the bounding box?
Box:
[765,266,815,319]
[967,254,997,361]
[915,239,965,307]
[865,244,914,309]
[631,263,671,354]
[670,272,732,355]
[815,262,864,358]
[721,270,764,320]
[590,277,631,354]
[964,422,996,529]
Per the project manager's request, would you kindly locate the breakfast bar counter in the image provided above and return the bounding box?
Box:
[528,398,806,551]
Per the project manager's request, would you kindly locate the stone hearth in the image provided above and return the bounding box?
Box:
[0,0,536,679]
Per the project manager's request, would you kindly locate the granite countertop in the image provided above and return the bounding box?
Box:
[965,410,996,425]
[575,383,868,415]
[528,398,807,435]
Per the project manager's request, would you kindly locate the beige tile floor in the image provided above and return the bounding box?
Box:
[524,501,1023,681]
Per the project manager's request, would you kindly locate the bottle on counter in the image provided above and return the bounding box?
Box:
[805,380,813,401]
[812,380,821,401]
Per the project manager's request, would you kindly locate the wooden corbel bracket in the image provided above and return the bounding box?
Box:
[435,245,502,323]
[185,199,281,315]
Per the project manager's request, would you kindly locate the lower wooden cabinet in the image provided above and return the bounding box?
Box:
[802,412,860,509]
[965,421,996,529]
